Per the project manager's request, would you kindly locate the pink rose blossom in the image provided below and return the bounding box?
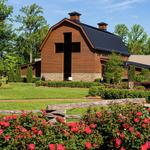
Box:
[49,144,55,150]
[85,142,91,149]
[28,144,35,150]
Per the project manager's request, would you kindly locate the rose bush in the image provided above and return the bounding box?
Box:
[0,104,149,150]
[0,111,103,150]
[83,104,150,150]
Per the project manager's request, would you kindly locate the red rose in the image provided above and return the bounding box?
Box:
[147,108,150,113]
[67,122,78,128]
[21,111,27,117]
[85,142,91,149]
[28,144,35,150]
[3,115,17,121]
[71,127,79,133]
[96,112,102,117]
[89,124,97,129]
[141,144,148,150]
[120,133,125,139]
[136,112,142,117]
[56,116,65,124]
[4,135,11,141]
[116,130,120,136]
[118,120,123,123]
[85,127,92,134]
[42,120,47,125]
[129,127,134,133]
[0,121,10,127]
[134,118,140,123]
[57,144,65,150]
[120,147,126,150]
[49,144,55,150]
[145,141,150,149]
[31,127,37,131]
[122,123,129,129]
[136,131,141,138]
[115,138,122,148]
[37,130,43,135]
[12,114,17,119]
[0,129,3,135]
[142,123,147,128]
[143,118,149,124]
[93,144,98,148]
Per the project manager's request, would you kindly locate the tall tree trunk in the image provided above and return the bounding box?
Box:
[30,51,32,63]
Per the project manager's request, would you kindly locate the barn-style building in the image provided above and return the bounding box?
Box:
[40,12,129,81]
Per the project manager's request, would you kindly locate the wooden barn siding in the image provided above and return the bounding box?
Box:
[20,66,36,76]
[41,22,102,74]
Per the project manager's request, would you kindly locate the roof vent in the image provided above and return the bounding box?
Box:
[98,22,108,31]
[68,11,81,22]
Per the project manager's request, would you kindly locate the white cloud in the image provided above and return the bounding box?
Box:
[104,0,147,12]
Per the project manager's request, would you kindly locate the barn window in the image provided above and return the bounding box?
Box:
[55,43,64,53]
[72,42,81,52]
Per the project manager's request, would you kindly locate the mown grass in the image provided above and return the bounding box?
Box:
[66,106,107,115]
[0,83,88,100]
[0,99,90,110]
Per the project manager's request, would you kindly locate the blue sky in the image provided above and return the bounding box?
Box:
[7,0,150,35]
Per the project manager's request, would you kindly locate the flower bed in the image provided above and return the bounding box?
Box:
[0,111,103,150]
[0,104,149,150]
[83,104,150,150]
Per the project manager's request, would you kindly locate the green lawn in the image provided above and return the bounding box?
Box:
[0,83,88,100]
[0,99,90,110]
[67,106,106,115]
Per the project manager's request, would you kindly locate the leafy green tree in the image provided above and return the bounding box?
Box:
[0,0,16,76]
[0,0,14,54]
[27,65,33,83]
[128,24,147,54]
[16,3,49,63]
[114,24,149,55]
[145,38,150,54]
[114,24,129,44]
[3,55,19,72]
[3,54,20,82]
[104,53,124,84]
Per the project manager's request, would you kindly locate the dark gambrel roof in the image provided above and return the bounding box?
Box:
[78,22,129,56]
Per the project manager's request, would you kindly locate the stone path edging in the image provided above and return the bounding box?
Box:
[0,98,148,115]
[47,98,146,110]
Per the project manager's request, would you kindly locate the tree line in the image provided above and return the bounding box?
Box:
[0,0,150,77]
[0,0,49,76]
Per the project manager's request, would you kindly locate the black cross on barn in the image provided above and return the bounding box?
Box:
[55,33,81,80]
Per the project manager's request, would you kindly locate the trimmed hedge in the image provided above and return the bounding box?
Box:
[88,86,150,99]
[35,81,100,88]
